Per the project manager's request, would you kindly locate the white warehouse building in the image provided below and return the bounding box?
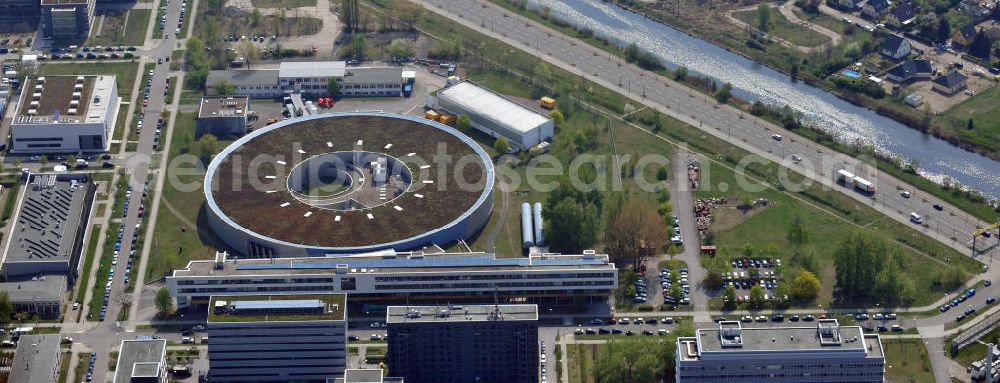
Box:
[434,81,553,151]
[11,75,118,153]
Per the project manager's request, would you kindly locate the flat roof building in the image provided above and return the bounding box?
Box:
[386,304,539,383]
[9,334,61,383]
[2,173,95,280]
[112,338,167,383]
[11,75,118,153]
[0,274,67,318]
[167,251,617,311]
[676,320,885,382]
[196,96,250,136]
[206,63,411,99]
[279,61,346,96]
[341,67,403,98]
[207,294,347,383]
[206,70,281,98]
[435,81,553,151]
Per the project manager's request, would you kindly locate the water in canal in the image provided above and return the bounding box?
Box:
[528,0,1000,197]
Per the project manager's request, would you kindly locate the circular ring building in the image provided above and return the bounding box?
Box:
[204,112,495,257]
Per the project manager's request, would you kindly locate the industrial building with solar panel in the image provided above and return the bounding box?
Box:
[204,112,495,257]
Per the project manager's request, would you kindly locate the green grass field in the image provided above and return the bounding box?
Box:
[937,85,1000,155]
[75,226,103,304]
[732,9,831,48]
[147,112,233,280]
[87,9,151,46]
[884,338,936,383]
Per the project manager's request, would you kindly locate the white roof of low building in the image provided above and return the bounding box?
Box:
[439,81,550,134]
[279,61,345,79]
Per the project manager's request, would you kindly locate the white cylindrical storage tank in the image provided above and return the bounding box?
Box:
[520,202,534,249]
[533,202,544,246]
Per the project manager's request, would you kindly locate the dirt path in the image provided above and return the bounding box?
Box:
[778,2,842,46]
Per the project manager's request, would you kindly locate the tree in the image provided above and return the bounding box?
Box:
[787,214,809,246]
[673,66,688,81]
[715,82,733,103]
[545,197,600,253]
[723,285,737,310]
[936,18,951,43]
[548,109,564,126]
[756,3,772,31]
[605,198,667,271]
[236,39,260,69]
[748,284,766,309]
[340,0,360,32]
[390,2,423,30]
[742,243,754,258]
[493,136,511,154]
[250,9,262,26]
[155,287,173,317]
[215,79,236,96]
[533,62,552,87]
[967,118,975,130]
[328,78,341,98]
[0,291,12,324]
[350,33,367,59]
[195,134,219,163]
[790,269,821,301]
[833,232,911,305]
[455,114,472,134]
[39,155,48,167]
[655,167,668,181]
[969,30,992,60]
[387,38,414,60]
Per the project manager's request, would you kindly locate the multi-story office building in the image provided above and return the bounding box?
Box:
[39,0,93,42]
[675,320,885,382]
[207,293,347,383]
[167,251,617,310]
[386,304,539,383]
[205,62,409,99]
[11,75,118,153]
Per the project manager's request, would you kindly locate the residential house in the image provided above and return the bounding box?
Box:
[885,59,934,82]
[886,4,916,28]
[959,0,990,16]
[863,0,891,18]
[932,70,968,94]
[881,34,912,59]
[840,0,867,9]
[953,24,978,48]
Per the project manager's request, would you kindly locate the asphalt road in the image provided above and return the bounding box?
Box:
[414,0,996,258]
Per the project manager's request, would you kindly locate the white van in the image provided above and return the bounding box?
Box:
[910,212,923,224]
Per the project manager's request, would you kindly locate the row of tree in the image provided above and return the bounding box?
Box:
[591,326,693,383]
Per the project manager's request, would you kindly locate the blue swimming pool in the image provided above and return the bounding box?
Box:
[842,69,861,78]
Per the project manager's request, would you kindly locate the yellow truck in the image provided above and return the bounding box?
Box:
[424,110,440,120]
[539,96,557,109]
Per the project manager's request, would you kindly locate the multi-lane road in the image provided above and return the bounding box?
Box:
[414,0,996,259]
